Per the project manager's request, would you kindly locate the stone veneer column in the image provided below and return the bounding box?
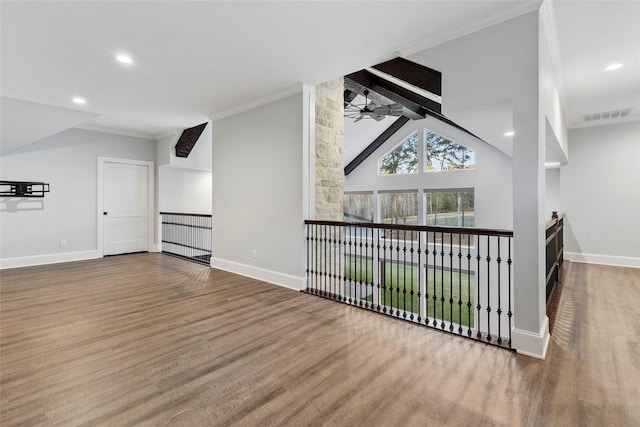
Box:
[315,78,344,220]
[310,78,345,297]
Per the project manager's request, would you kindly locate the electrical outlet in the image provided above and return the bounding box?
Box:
[60,239,67,247]
[252,249,257,258]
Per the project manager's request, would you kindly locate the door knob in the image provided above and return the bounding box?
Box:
[103,212,108,215]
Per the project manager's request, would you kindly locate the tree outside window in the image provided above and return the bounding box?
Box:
[379,132,419,175]
[379,192,418,225]
[425,130,474,172]
[344,192,373,222]
[426,190,474,227]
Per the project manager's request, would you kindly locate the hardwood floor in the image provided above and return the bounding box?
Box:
[1,254,638,426]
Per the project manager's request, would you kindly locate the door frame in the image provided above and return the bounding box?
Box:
[97,157,155,258]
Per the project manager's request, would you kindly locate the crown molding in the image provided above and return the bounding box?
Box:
[209,84,304,122]
[396,1,542,57]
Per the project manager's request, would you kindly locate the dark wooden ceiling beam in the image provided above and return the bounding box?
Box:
[344,116,410,176]
[372,57,442,97]
[345,70,441,116]
[175,122,208,158]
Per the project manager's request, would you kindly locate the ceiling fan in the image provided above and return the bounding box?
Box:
[344,89,404,122]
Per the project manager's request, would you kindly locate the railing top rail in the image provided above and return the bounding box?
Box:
[305,219,513,237]
[545,213,565,230]
[160,212,212,218]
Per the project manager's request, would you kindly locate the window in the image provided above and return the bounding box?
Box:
[425,130,474,172]
[344,192,373,222]
[425,190,474,227]
[379,132,418,175]
[379,191,418,225]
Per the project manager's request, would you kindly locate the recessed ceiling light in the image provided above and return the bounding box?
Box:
[605,63,622,71]
[116,54,133,64]
[504,131,515,137]
[72,97,86,105]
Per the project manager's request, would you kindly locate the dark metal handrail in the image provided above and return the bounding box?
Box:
[305,219,513,237]
[304,220,514,349]
[159,211,212,218]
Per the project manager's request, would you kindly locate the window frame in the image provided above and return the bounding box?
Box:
[423,128,475,173]
[378,189,420,226]
[343,191,374,223]
[378,131,420,176]
[424,188,475,228]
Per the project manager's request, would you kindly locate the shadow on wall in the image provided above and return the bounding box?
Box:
[0,198,44,213]
[560,217,581,257]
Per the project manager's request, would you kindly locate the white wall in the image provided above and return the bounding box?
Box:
[345,115,514,231]
[158,166,212,214]
[0,128,156,267]
[539,2,568,162]
[408,11,549,358]
[562,121,640,267]
[545,167,561,219]
[211,92,306,290]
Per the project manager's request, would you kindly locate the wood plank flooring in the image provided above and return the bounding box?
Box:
[1,253,638,426]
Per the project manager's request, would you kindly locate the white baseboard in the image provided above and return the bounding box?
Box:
[565,252,640,269]
[0,250,100,270]
[210,257,304,291]
[512,316,550,360]
[151,244,161,253]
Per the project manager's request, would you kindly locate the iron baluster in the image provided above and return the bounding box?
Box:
[486,235,492,342]
[458,233,463,334]
[476,236,482,339]
[432,231,438,327]
[467,233,472,337]
[402,229,408,318]
[440,232,445,330]
[416,232,422,323]
[449,232,454,332]
[508,238,513,346]
[497,237,503,344]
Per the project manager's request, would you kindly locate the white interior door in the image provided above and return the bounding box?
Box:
[103,162,149,256]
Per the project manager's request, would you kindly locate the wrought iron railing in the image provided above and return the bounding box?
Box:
[545,213,564,302]
[160,212,212,265]
[305,220,514,348]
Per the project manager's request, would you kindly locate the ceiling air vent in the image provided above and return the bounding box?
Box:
[581,108,631,122]
[175,122,208,158]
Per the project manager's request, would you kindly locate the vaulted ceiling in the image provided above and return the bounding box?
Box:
[1,1,638,155]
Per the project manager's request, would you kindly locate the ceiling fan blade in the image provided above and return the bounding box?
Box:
[373,114,386,121]
[388,103,404,115]
[372,103,403,116]
[354,114,365,123]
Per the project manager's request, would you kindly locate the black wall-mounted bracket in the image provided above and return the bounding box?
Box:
[0,181,50,197]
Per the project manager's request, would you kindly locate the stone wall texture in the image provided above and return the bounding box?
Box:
[315,78,344,220]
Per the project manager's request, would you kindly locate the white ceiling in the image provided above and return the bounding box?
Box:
[1,1,638,155]
[553,0,640,127]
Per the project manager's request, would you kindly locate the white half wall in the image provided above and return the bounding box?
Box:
[562,121,640,268]
[158,167,212,215]
[0,128,156,268]
[545,167,561,220]
[211,92,306,290]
